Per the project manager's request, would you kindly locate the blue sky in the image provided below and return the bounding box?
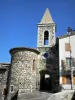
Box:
[0,0,75,62]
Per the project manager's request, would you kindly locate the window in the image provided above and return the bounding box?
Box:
[10,85,14,91]
[44,31,49,45]
[3,88,7,95]
[66,58,71,67]
[66,58,73,69]
[33,59,36,70]
[71,58,75,67]
[43,52,49,58]
[66,58,75,68]
[61,60,66,69]
[65,43,70,51]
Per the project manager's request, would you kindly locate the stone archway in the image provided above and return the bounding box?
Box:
[39,69,52,92]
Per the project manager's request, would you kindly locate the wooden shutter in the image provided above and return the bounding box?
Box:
[62,76,66,84]
[73,77,75,84]
[65,43,70,51]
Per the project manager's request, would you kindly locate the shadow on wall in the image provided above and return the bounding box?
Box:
[4,64,19,100]
[11,91,18,100]
[46,43,59,93]
[39,42,60,93]
[4,65,11,100]
[71,92,75,100]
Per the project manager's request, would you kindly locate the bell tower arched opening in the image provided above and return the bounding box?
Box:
[44,31,49,45]
[37,8,56,47]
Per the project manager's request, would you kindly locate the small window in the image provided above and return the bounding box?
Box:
[3,88,7,95]
[65,43,70,51]
[66,58,71,68]
[33,59,36,70]
[71,58,75,67]
[10,85,14,91]
[44,31,49,45]
[61,60,66,69]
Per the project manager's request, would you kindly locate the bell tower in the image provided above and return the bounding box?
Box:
[37,8,56,51]
[37,8,56,70]
[36,8,56,91]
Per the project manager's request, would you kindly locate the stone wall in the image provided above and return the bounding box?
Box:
[0,63,10,100]
[37,25,55,47]
[9,47,40,93]
[37,47,50,71]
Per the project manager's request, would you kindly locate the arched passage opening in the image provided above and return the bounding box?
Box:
[39,69,52,92]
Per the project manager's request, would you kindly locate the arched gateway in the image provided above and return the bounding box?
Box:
[39,69,52,92]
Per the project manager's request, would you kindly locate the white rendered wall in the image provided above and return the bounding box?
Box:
[59,35,75,87]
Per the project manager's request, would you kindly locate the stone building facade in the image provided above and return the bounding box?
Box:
[0,8,59,100]
[59,30,75,90]
[0,63,10,100]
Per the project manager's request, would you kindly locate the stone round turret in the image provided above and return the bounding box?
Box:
[9,47,40,93]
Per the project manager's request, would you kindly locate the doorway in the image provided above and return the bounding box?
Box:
[39,70,52,92]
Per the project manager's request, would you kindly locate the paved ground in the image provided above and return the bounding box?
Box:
[18,90,75,100]
[48,90,75,100]
[18,92,52,100]
[1,91,74,100]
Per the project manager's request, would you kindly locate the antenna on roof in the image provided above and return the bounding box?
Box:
[67,27,72,34]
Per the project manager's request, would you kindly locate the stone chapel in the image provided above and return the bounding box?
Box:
[0,8,59,100]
